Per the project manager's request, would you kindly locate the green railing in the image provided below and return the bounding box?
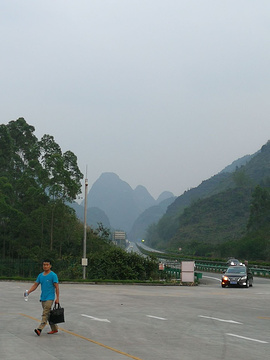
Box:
[250,267,270,277]
[163,266,181,278]
[195,262,227,273]
[195,262,270,277]
[160,265,203,282]
[160,260,270,279]
[0,258,71,279]
[2,258,269,280]
[0,259,41,278]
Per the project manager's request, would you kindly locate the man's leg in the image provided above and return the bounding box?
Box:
[49,321,58,332]
[38,300,54,330]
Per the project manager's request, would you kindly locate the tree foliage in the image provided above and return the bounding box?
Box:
[147,187,253,254]
[85,247,158,280]
[0,118,158,280]
[0,118,83,259]
[146,185,270,261]
[231,185,270,261]
[203,185,270,261]
[247,186,270,231]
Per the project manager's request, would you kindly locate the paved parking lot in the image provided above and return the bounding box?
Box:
[1,277,270,360]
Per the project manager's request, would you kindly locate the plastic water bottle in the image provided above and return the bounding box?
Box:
[24,290,29,301]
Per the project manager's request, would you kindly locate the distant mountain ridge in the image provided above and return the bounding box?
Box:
[219,153,256,174]
[146,140,270,252]
[128,196,176,242]
[166,152,257,218]
[70,172,174,234]
[70,143,267,245]
[70,202,111,229]
[86,172,154,232]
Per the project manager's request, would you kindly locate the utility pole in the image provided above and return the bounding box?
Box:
[82,170,88,279]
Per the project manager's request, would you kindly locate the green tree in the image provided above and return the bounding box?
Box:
[0,118,83,258]
[232,168,252,188]
[38,134,83,250]
[0,124,13,177]
[247,186,270,231]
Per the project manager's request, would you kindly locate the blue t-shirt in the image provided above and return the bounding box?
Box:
[36,271,58,301]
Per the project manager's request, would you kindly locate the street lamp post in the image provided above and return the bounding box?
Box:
[82,176,88,279]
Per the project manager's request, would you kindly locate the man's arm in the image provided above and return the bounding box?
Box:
[28,282,39,295]
[54,283,59,304]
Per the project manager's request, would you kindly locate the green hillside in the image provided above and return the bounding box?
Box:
[146,141,270,261]
[169,187,252,249]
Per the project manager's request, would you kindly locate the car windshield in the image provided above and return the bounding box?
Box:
[226,266,246,274]
[227,259,240,265]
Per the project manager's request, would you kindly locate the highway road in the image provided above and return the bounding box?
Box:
[1,274,269,360]
[126,241,164,256]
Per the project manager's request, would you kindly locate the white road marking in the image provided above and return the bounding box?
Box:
[202,275,222,282]
[147,315,167,321]
[227,333,268,344]
[198,315,242,324]
[256,293,270,295]
[81,314,111,323]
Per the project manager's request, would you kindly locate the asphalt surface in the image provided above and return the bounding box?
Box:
[1,274,270,360]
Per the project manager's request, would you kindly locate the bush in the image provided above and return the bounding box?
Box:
[86,247,159,280]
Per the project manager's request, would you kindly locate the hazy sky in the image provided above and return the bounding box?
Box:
[1,1,270,199]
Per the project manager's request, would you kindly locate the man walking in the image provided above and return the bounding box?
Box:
[27,259,60,336]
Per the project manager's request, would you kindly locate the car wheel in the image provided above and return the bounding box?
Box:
[221,284,226,288]
[245,279,250,288]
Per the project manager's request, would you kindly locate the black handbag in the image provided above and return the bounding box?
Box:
[49,303,65,325]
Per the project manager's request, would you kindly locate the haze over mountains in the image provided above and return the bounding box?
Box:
[70,172,175,241]
[71,141,270,246]
[147,140,270,253]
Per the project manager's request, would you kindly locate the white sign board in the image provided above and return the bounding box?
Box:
[181,261,195,282]
[82,258,88,266]
[181,261,195,272]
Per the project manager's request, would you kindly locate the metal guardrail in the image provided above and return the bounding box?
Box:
[195,263,227,273]
[139,245,270,276]
[162,260,270,277]
[163,267,181,278]
[0,259,40,278]
[195,262,270,277]
[250,267,270,277]
[161,267,203,282]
